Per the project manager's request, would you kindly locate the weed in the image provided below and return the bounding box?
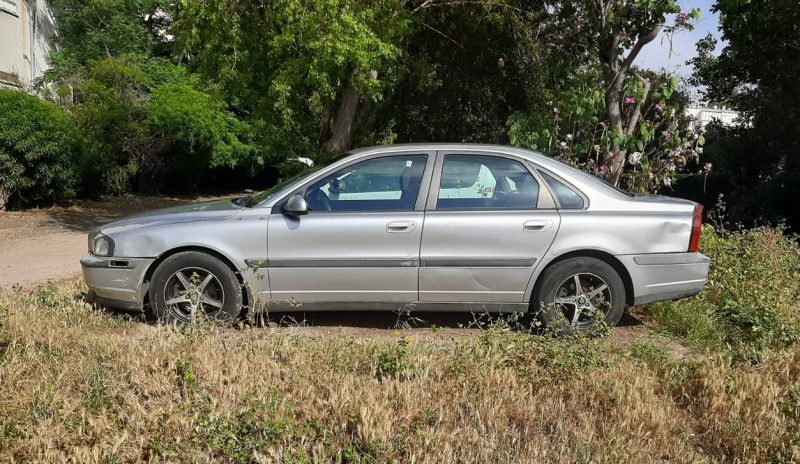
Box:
[375,336,414,380]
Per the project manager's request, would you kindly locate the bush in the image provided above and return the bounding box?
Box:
[0,89,80,210]
[650,226,800,362]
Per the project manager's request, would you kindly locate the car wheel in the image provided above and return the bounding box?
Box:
[150,251,242,325]
[531,257,626,332]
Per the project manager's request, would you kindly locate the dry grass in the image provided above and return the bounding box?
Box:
[2,281,800,463]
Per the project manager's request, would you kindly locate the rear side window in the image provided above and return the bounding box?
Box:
[436,155,539,210]
[540,171,585,209]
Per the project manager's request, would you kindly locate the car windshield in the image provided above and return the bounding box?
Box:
[248,154,347,206]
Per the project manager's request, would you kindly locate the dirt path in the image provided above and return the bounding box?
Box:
[0,196,691,357]
[0,196,199,289]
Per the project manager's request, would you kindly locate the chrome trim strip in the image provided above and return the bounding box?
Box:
[633,253,710,266]
[420,257,537,267]
[267,258,419,268]
[645,278,708,288]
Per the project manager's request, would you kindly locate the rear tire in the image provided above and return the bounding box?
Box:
[530,257,626,333]
[150,251,242,325]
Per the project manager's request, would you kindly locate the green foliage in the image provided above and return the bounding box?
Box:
[172,0,414,156]
[50,56,259,194]
[651,226,800,363]
[147,83,258,170]
[0,90,79,209]
[688,0,800,231]
[48,0,170,68]
[375,337,414,380]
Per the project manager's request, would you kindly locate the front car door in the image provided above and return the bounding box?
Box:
[418,150,561,310]
[266,151,434,308]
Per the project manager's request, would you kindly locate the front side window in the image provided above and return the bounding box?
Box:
[304,155,427,212]
[436,155,539,210]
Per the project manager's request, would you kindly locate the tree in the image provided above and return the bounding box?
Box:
[172,0,414,157]
[576,0,700,185]
[503,0,702,192]
[688,0,800,230]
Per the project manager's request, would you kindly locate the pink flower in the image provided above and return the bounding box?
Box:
[677,11,688,22]
[624,97,636,105]
[597,165,609,175]
[497,57,505,68]
[654,103,664,112]
[704,162,713,173]
[661,131,672,140]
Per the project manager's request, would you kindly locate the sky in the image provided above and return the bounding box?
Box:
[636,0,722,79]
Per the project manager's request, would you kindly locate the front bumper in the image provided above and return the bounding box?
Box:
[617,252,710,305]
[80,254,155,311]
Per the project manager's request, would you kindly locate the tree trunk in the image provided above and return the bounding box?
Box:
[322,80,359,153]
[0,186,8,211]
[605,84,627,186]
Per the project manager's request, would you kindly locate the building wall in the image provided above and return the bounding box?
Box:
[0,0,56,90]
[685,106,740,130]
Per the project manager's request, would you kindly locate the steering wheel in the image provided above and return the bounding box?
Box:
[306,189,332,212]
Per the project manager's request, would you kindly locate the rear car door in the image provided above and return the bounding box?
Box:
[418,151,561,305]
[266,151,433,305]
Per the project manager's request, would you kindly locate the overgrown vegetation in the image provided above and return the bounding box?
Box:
[1,226,800,461]
[0,90,80,210]
[0,277,795,462]
[651,226,800,363]
[3,0,718,210]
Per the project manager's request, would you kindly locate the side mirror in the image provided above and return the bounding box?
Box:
[283,194,309,217]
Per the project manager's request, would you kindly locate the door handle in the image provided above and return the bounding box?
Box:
[523,220,553,232]
[387,221,416,233]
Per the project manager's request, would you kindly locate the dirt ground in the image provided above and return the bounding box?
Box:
[0,195,690,356]
[0,196,200,289]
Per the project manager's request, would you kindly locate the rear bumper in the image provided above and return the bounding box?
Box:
[80,254,154,311]
[617,252,710,305]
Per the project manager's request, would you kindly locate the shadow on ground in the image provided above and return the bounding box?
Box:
[91,296,644,332]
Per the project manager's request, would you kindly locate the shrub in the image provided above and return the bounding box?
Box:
[0,89,79,210]
[650,225,800,362]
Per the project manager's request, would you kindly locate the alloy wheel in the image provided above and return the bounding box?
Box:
[163,267,225,322]
[553,272,613,327]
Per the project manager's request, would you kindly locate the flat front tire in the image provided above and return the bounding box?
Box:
[150,251,242,324]
[531,257,626,332]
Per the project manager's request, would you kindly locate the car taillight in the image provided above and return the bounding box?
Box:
[688,204,704,252]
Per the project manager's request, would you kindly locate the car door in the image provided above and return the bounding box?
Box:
[266,151,434,306]
[418,151,561,305]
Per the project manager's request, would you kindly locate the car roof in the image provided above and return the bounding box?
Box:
[348,143,624,199]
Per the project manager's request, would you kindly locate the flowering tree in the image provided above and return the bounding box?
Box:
[508,0,705,193]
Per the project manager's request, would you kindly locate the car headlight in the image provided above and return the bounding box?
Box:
[90,232,115,257]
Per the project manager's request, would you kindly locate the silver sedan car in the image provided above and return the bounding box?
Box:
[81,144,710,329]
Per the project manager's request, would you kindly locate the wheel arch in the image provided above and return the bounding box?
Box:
[142,246,252,311]
[530,250,635,306]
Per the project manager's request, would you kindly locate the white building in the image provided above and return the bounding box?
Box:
[685,105,740,129]
[0,0,56,90]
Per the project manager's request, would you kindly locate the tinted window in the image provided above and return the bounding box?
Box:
[540,171,585,209]
[304,155,427,212]
[436,155,539,210]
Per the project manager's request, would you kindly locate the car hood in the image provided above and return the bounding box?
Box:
[99,199,243,235]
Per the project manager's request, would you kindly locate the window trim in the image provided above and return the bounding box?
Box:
[271,151,435,215]
[532,164,591,210]
[0,0,17,16]
[426,151,555,212]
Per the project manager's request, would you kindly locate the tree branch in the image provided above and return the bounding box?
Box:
[625,73,652,137]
